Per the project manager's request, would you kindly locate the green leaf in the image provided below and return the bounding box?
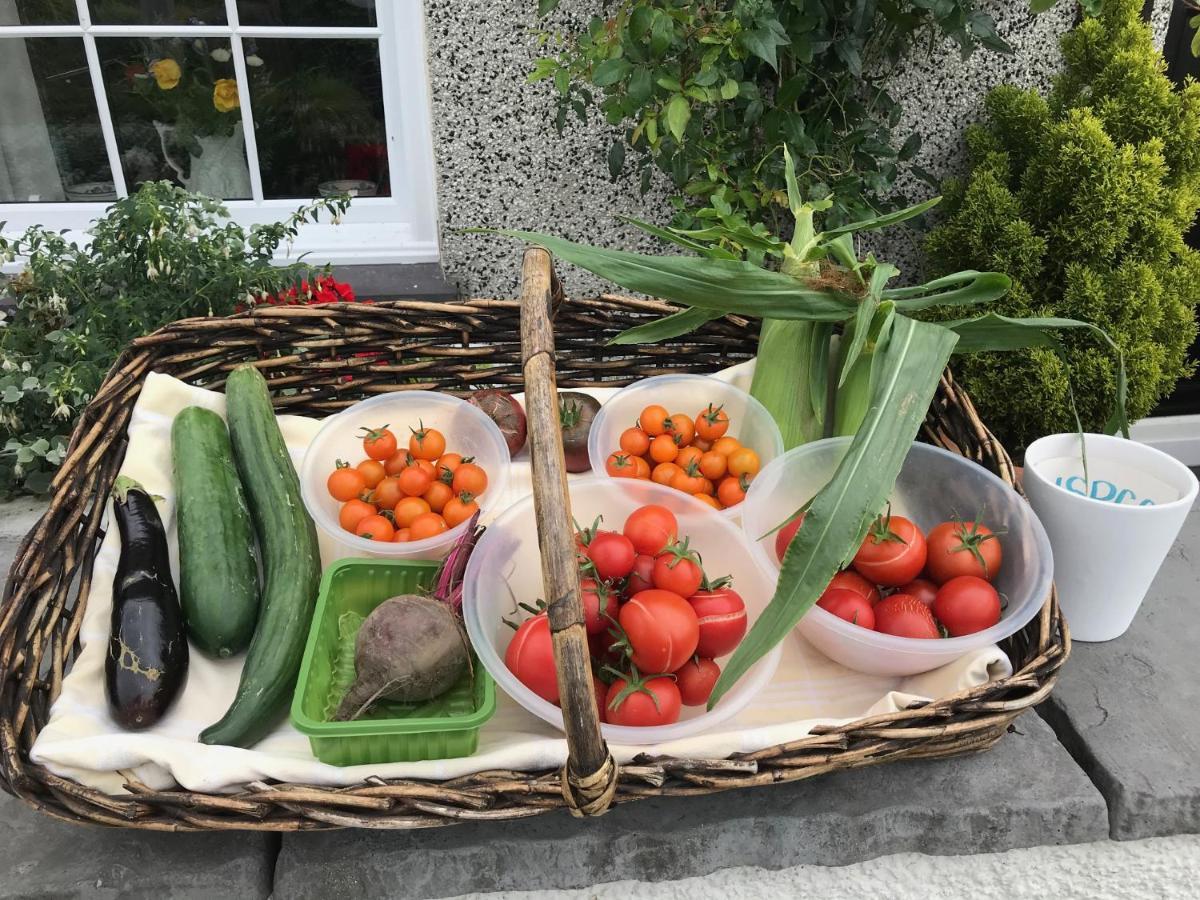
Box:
[819,197,941,239]
[553,67,570,96]
[617,215,740,259]
[837,263,894,387]
[711,315,959,707]
[719,78,740,100]
[666,94,691,141]
[650,13,674,55]
[885,271,1011,311]
[1191,15,1200,57]
[898,133,922,162]
[740,26,790,71]
[1028,0,1057,12]
[783,145,803,219]
[607,141,625,180]
[807,322,834,426]
[592,58,632,87]
[479,229,856,321]
[537,0,561,15]
[628,66,653,103]
[610,307,724,345]
[655,75,683,92]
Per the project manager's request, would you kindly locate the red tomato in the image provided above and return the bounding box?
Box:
[360,425,398,461]
[897,578,939,609]
[588,629,620,669]
[605,451,637,478]
[925,519,1003,583]
[873,593,939,639]
[623,505,679,556]
[652,544,704,598]
[852,514,928,587]
[626,554,655,596]
[587,531,636,581]
[605,676,681,726]
[817,588,876,629]
[580,578,619,635]
[327,464,367,502]
[688,586,747,658]
[505,614,558,703]
[933,576,1002,636]
[774,512,806,562]
[619,589,699,673]
[675,657,720,706]
[827,570,881,605]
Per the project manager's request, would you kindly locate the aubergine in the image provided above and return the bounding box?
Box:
[106,476,188,730]
[559,391,600,473]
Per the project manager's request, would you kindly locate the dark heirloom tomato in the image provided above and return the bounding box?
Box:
[674,657,720,706]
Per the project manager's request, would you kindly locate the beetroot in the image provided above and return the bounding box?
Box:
[469,389,527,455]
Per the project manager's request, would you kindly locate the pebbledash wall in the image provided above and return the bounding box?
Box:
[421,0,1173,299]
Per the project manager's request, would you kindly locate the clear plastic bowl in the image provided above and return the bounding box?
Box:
[740,438,1053,676]
[299,392,511,560]
[461,477,783,745]
[586,374,784,520]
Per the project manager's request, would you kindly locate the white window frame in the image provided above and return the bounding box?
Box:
[0,0,439,267]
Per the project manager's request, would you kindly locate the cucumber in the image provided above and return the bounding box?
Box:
[200,365,322,748]
[172,406,259,657]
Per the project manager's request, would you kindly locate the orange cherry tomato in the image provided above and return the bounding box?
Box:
[633,456,651,479]
[397,465,433,497]
[695,403,730,441]
[692,493,721,509]
[422,480,453,513]
[670,462,707,495]
[371,476,405,510]
[410,512,449,541]
[436,453,464,480]
[698,450,727,481]
[692,437,712,453]
[727,447,761,477]
[649,434,679,464]
[408,421,447,460]
[640,404,670,436]
[360,425,397,461]
[697,476,715,496]
[355,514,395,542]
[384,450,413,477]
[443,493,480,528]
[606,452,637,478]
[393,496,432,529]
[452,462,488,496]
[711,436,741,457]
[338,498,377,533]
[651,462,682,486]
[356,459,386,489]
[327,463,366,502]
[717,473,752,507]
[675,446,703,470]
[665,413,695,446]
[619,427,650,457]
[413,458,437,480]
[391,528,412,543]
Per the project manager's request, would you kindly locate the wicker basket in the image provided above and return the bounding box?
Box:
[0,248,1067,831]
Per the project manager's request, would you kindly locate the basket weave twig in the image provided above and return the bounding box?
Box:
[0,249,1067,831]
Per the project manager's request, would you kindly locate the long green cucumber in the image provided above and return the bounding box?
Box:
[172,406,259,657]
[200,365,321,748]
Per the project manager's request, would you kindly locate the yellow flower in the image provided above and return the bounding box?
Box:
[213,78,240,113]
[148,58,181,90]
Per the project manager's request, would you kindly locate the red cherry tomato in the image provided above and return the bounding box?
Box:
[623,505,679,556]
[688,585,747,658]
[619,589,699,674]
[933,575,1002,636]
[505,614,558,703]
[587,531,637,581]
[852,514,928,587]
[774,512,806,562]
[605,675,681,726]
[827,570,882,606]
[925,519,1003,583]
[626,554,656,597]
[873,593,939,639]
[652,543,704,598]
[580,578,619,635]
[897,578,939,609]
[674,657,720,707]
[817,588,876,629]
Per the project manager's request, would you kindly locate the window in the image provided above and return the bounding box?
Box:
[0,0,439,265]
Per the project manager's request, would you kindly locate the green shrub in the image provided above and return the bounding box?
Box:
[925,0,1200,455]
[0,182,348,495]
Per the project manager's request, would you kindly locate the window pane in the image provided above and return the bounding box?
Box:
[238,0,376,28]
[0,38,113,203]
[245,38,388,199]
[96,36,251,199]
[0,0,79,24]
[88,1,227,26]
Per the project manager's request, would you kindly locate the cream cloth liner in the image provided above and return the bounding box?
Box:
[31,363,1010,793]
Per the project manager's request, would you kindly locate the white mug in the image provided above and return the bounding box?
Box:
[1023,433,1197,642]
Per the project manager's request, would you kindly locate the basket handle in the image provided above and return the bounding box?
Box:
[519,247,617,817]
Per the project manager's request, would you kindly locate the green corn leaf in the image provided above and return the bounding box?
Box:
[807,322,833,427]
[819,197,941,239]
[885,271,1011,310]
[752,319,824,448]
[836,263,894,387]
[481,229,856,321]
[710,315,959,708]
[616,215,739,259]
[783,145,803,219]
[610,307,724,345]
[940,312,1129,437]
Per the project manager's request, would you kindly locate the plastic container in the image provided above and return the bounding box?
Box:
[1024,432,1198,642]
[741,438,1054,677]
[291,558,496,766]
[461,477,783,745]
[299,392,511,560]
[586,374,784,519]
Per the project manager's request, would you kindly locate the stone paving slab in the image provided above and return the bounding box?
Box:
[0,792,276,899]
[1039,505,1200,841]
[273,714,1107,899]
